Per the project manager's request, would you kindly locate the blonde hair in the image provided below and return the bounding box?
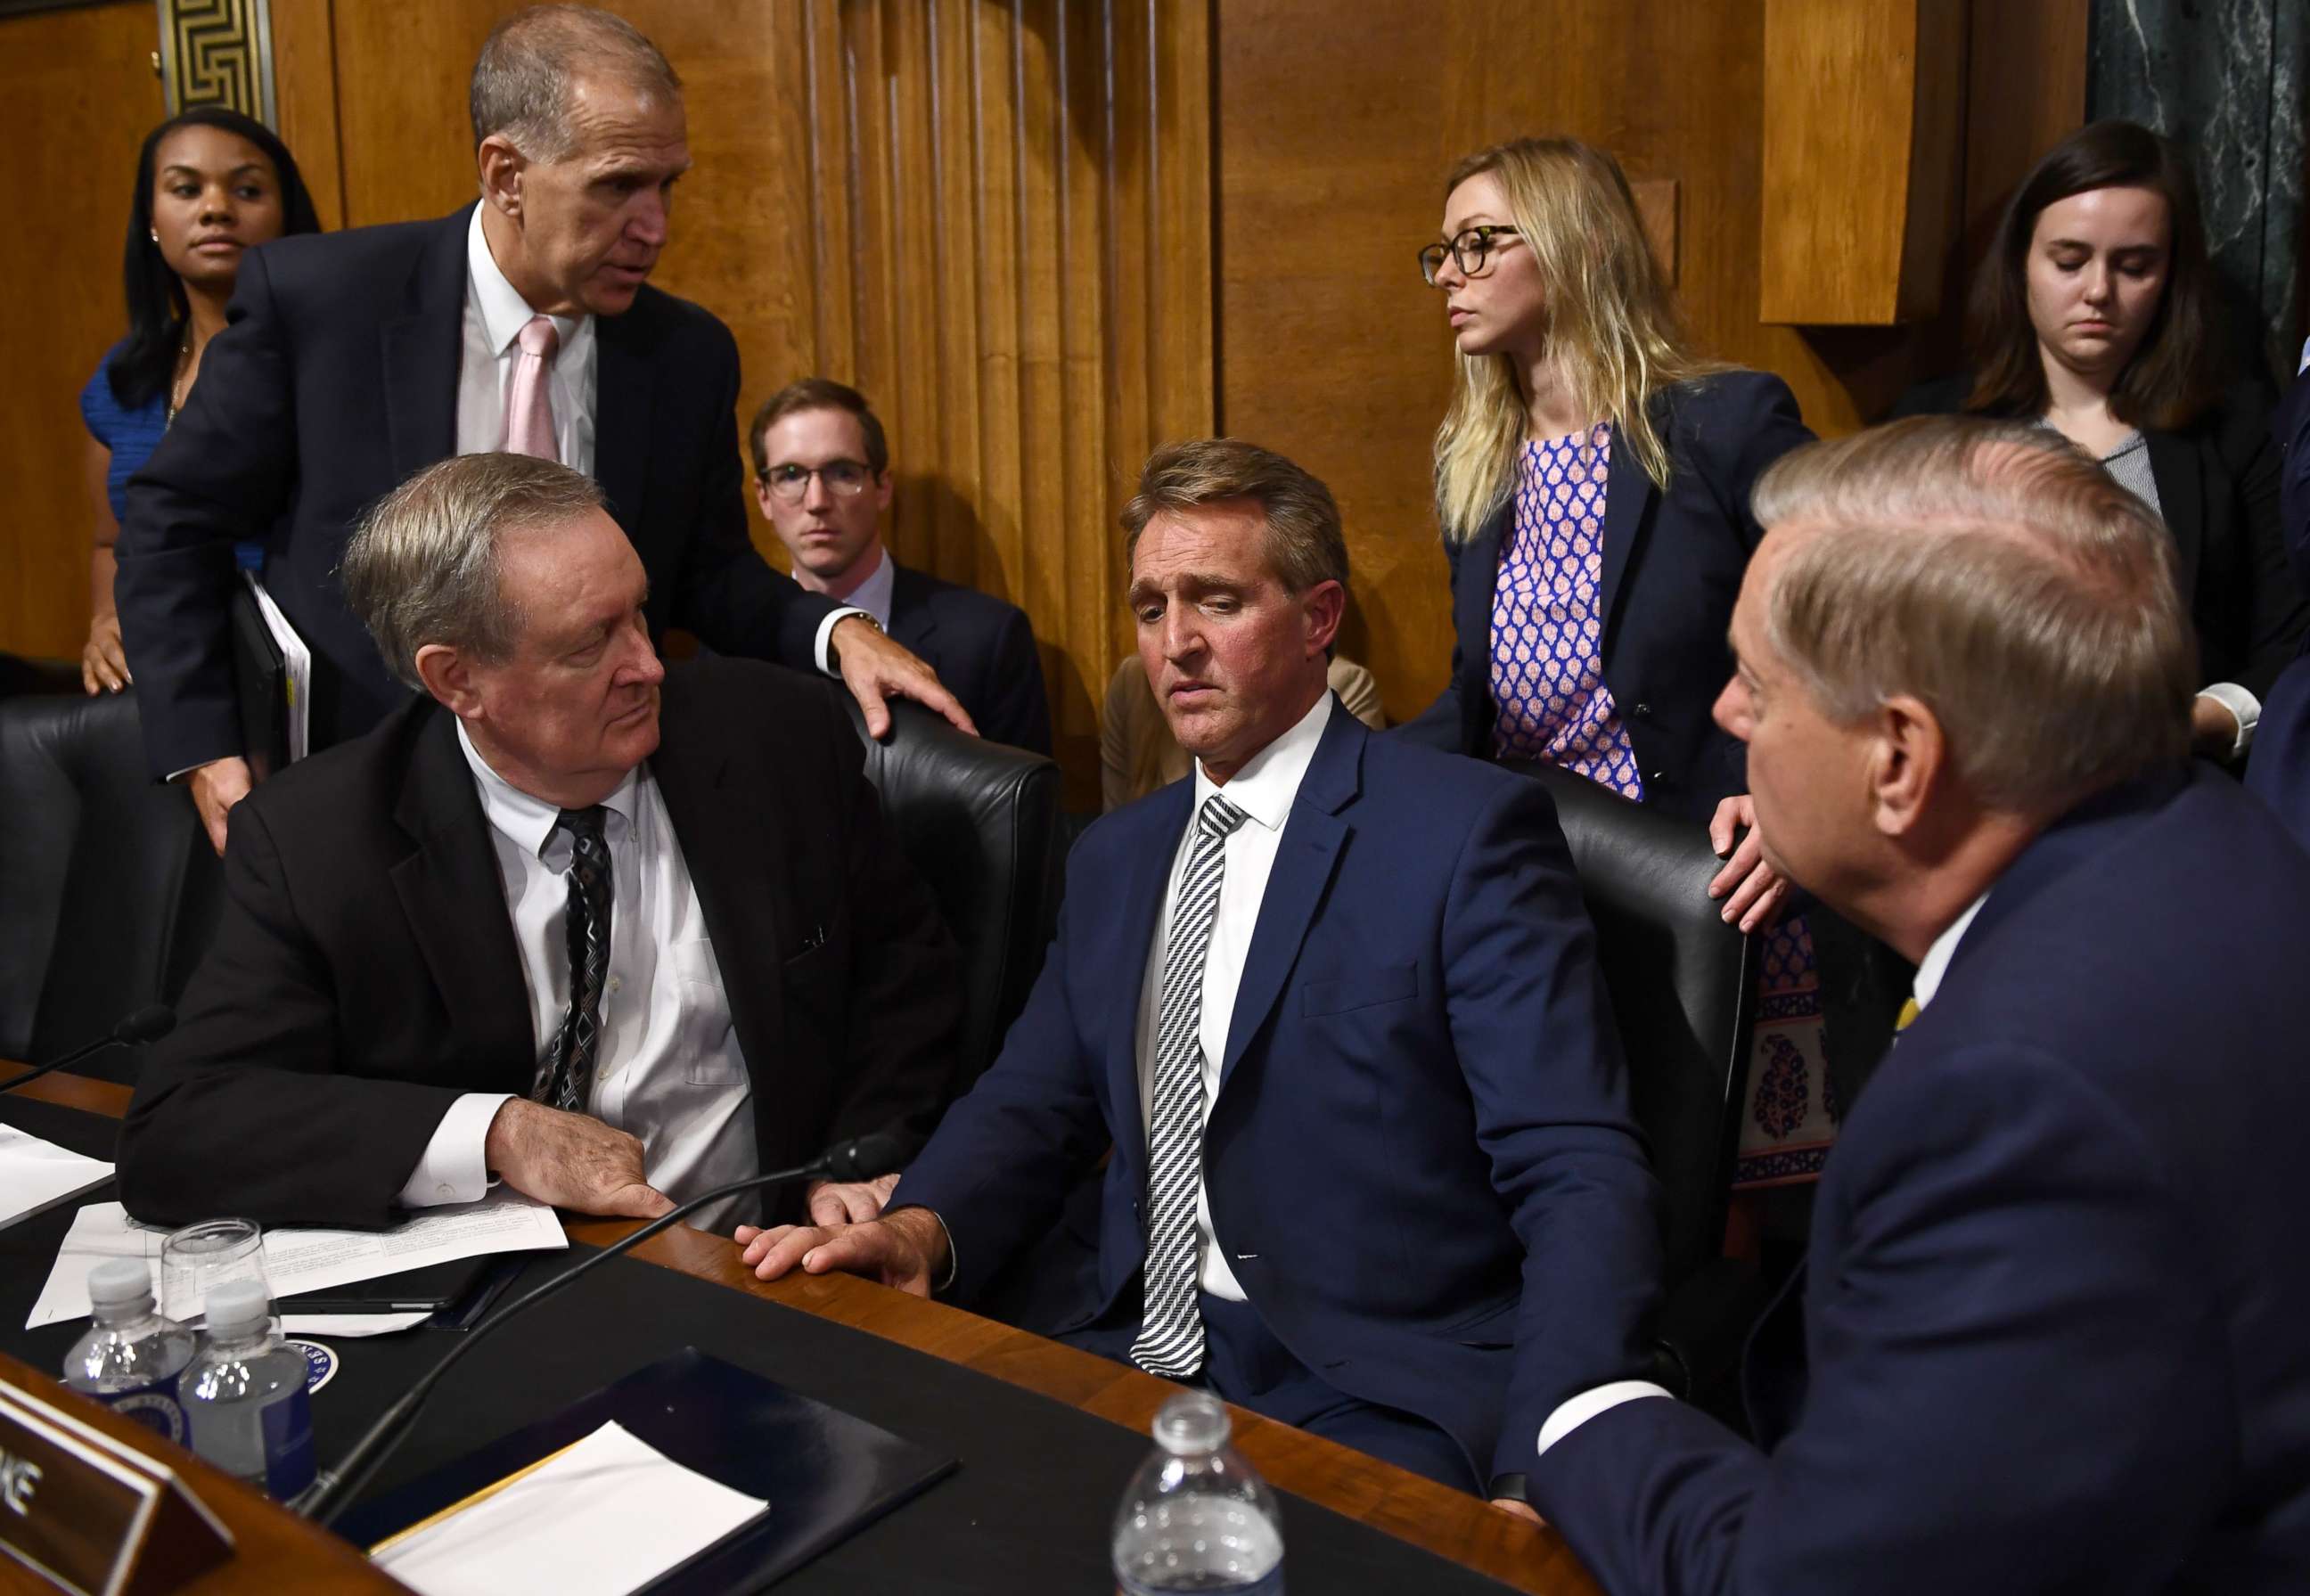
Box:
[1752,416,2194,814]
[1433,137,1723,544]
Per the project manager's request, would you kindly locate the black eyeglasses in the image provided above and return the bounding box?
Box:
[758,459,873,503]
[1418,225,1522,286]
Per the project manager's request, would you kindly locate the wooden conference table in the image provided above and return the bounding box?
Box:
[0,1061,1603,1596]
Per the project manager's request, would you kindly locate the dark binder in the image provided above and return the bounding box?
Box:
[334,1347,958,1590]
[228,580,289,780]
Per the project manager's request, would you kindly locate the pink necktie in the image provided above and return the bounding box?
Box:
[503,315,561,461]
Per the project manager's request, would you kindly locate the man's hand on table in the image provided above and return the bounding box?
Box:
[733,1205,948,1297]
[803,1172,902,1225]
[483,1098,674,1218]
[1490,1498,1545,1526]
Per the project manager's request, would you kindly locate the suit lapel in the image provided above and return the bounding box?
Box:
[594,315,655,528]
[1106,781,1193,1132]
[885,562,938,656]
[2143,429,2203,603]
[388,708,537,1093]
[1597,418,1658,642]
[1217,708,1361,1088]
[381,209,471,480]
[1458,501,1510,670]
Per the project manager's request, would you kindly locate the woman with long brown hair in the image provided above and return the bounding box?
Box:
[1897,119,2305,758]
[1401,135,1858,1189]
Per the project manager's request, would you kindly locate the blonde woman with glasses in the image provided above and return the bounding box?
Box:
[1401,135,1859,1191]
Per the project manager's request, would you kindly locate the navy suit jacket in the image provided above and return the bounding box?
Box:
[1397,371,1813,823]
[884,561,1051,754]
[116,207,838,778]
[891,700,1662,1486]
[1531,765,2310,1594]
[2245,377,2310,847]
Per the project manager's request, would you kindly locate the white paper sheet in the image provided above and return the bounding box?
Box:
[26,1193,565,1329]
[244,572,312,763]
[370,1420,768,1596]
[279,1312,433,1338]
[0,1125,114,1233]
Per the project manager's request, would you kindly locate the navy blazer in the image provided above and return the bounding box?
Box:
[117,206,839,778]
[1531,765,2310,1593]
[1896,374,2308,700]
[1397,371,1814,823]
[891,701,1662,1486]
[884,561,1052,754]
[2244,377,2310,844]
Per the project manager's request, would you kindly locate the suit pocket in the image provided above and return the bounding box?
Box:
[1299,963,1418,1018]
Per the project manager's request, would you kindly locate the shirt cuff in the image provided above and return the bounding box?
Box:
[2197,682,2261,758]
[1536,1379,1675,1459]
[813,607,874,676]
[394,1093,513,1208]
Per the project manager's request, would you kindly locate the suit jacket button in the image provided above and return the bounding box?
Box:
[1648,770,1666,783]
[1633,702,1651,717]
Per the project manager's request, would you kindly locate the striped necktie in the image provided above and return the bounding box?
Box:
[534,805,612,1113]
[1130,792,1250,1379]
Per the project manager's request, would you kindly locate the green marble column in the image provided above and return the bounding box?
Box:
[2091,0,2306,373]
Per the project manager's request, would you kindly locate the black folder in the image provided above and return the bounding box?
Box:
[228,579,289,780]
[334,1347,958,1590]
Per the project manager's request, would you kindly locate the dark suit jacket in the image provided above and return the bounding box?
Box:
[1397,371,1813,823]
[891,701,1662,1486]
[2244,377,2310,844]
[116,659,961,1232]
[885,561,1051,754]
[1532,765,2310,1594]
[116,206,839,778]
[1896,374,2306,699]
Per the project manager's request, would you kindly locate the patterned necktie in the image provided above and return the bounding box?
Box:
[534,806,612,1113]
[503,314,561,461]
[1130,792,1250,1379]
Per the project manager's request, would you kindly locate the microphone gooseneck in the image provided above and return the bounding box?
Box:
[301,1129,906,1526]
[1,1004,177,1096]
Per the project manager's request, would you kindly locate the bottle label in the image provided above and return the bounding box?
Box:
[94,1379,187,1445]
[260,1383,316,1500]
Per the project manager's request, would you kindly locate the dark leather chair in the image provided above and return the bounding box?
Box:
[0,689,221,1080]
[843,699,1065,1095]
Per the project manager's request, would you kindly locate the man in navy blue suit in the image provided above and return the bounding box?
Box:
[750,378,1053,752]
[738,438,1661,1501]
[1528,416,2310,1593]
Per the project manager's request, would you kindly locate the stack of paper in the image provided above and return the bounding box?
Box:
[0,1125,114,1233]
[26,1194,566,1330]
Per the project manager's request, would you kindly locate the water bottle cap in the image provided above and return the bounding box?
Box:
[1152,1390,1232,1455]
[86,1258,154,1309]
[204,1279,271,1335]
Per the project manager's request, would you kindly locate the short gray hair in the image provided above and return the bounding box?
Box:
[1122,438,1349,594]
[469,4,681,161]
[342,453,605,692]
[1750,415,2194,814]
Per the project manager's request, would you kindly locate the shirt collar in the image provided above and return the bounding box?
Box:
[455,719,639,857]
[1911,891,1989,1011]
[843,546,897,631]
[465,202,586,359]
[1192,690,1335,834]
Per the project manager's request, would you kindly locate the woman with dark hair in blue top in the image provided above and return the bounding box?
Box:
[79,107,319,693]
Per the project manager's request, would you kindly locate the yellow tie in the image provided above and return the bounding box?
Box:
[1896,998,1921,1032]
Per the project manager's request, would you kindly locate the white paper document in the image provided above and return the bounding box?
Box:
[370,1420,768,1596]
[26,1192,566,1329]
[279,1311,434,1338]
[0,1125,114,1233]
[244,572,312,762]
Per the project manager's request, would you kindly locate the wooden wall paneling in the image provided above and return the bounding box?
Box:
[1758,0,1964,325]
[0,0,167,662]
[328,0,498,226]
[1957,0,2089,295]
[268,0,346,231]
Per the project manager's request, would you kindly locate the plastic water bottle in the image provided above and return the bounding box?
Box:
[62,1258,195,1445]
[181,1279,315,1499]
[1112,1390,1284,1594]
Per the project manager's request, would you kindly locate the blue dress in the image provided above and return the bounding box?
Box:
[79,340,261,571]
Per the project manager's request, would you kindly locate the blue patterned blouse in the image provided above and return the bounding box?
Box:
[78,341,168,526]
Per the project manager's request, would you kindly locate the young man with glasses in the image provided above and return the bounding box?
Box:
[751,379,1053,753]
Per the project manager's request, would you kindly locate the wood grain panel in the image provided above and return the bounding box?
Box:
[268,0,346,231]
[0,1,166,664]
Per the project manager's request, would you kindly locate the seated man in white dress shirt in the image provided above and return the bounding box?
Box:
[119,452,962,1233]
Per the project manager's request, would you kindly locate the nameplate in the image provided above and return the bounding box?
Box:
[0,1381,233,1596]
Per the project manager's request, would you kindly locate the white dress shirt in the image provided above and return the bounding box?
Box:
[1135,691,1335,1300]
[393,726,760,1231]
[453,202,861,674]
[1529,888,1997,1461]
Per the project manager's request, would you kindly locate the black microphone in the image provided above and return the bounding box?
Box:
[299,1128,909,1526]
[1,1004,176,1095]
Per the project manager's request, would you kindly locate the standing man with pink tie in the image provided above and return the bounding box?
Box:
[117,4,971,854]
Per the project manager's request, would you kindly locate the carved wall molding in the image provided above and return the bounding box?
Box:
[159,0,276,124]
